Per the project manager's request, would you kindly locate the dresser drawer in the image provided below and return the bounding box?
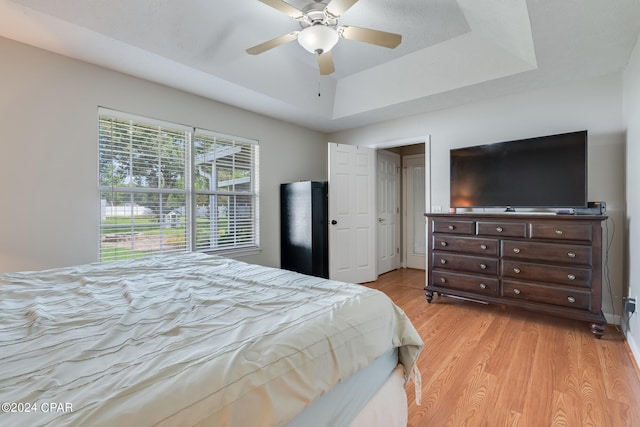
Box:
[477,221,527,238]
[432,235,499,256]
[530,222,593,242]
[433,253,498,275]
[502,240,592,266]
[502,260,592,288]
[432,219,475,235]
[431,271,498,296]
[502,280,591,310]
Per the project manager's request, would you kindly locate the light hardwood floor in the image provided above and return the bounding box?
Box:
[363,268,640,427]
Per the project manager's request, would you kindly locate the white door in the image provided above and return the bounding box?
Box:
[404,154,427,269]
[376,150,400,275]
[328,143,377,283]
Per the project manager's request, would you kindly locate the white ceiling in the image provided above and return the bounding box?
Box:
[1,0,639,132]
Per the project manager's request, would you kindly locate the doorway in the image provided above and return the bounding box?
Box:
[374,137,430,273]
[327,137,430,283]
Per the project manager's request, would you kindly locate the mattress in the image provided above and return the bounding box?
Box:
[286,348,399,427]
[0,253,423,426]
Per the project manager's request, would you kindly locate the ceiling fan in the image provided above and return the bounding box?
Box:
[246,0,402,75]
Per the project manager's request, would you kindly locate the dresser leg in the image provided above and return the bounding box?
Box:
[425,290,433,303]
[591,322,605,338]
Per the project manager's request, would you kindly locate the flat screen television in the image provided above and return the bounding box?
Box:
[450,130,587,210]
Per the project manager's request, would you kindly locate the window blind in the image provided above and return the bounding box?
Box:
[98,109,259,261]
[193,129,260,251]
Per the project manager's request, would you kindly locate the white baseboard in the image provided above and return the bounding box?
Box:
[605,311,620,325]
[627,332,640,371]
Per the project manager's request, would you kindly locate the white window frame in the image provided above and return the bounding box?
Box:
[98,108,260,261]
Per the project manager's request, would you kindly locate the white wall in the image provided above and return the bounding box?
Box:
[0,37,328,272]
[623,33,640,366]
[329,73,626,324]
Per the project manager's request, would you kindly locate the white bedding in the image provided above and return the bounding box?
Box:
[0,253,423,426]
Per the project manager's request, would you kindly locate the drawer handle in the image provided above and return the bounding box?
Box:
[440,241,448,247]
[513,267,521,274]
[513,288,521,295]
[568,274,576,281]
[480,263,487,270]
[555,229,564,235]
[480,244,487,250]
[440,277,446,284]
[440,259,447,264]
[567,296,576,303]
[496,226,503,233]
[448,225,455,230]
[479,283,487,289]
[513,248,521,254]
[567,252,576,258]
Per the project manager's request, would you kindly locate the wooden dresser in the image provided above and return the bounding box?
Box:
[425,213,607,337]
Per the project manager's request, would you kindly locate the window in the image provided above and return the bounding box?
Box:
[98,108,259,261]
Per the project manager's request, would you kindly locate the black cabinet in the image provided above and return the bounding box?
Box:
[280,181,328,278]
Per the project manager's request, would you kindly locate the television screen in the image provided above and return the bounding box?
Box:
[450,130,587,209]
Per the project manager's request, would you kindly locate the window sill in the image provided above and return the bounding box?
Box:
[200,247,261,258]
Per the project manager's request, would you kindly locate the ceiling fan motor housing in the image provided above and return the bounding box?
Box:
[300,2,338,28]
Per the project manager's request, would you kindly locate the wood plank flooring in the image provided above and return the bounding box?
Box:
[363,268,640,427]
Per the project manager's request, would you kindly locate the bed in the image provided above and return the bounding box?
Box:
[0,253,423,426]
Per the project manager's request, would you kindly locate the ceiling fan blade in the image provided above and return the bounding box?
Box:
[325,0,359,18]
[339,26,402,48]
[257,0,304,19]
[318,51,335,75]
[246,32,299,55]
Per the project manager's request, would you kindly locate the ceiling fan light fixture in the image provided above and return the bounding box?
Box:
[297,25,339,54]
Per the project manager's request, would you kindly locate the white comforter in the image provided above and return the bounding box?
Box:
[0,253,423,426]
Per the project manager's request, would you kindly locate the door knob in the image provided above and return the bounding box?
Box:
[378,217,385,223]
[331,220,337,225]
